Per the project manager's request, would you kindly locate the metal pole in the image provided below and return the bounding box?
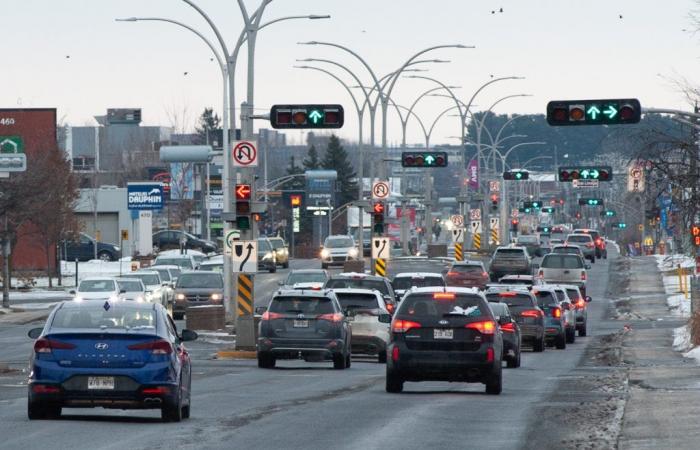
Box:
[2,215,9,308]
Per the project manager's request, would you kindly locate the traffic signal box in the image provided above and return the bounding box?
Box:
[235,183,252,230]
[401,151,448,168]
[601,210,616,217]
[692,224,700,247]
[578,198,604,206]
[523,201,542,209]
[490,194,499,212]
[547,99,641,126]
[503,170,529,180]
[510,219,519,232]
[373,202,385,235]
[558,166,612,182]
[270,105,344,129]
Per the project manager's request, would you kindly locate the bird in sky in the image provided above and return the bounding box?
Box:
[184,72,189,76]
[619,14,623,19]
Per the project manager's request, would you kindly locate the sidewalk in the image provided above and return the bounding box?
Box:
[617,256,700,449]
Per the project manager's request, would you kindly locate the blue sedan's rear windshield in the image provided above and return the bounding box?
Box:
[51,305,157,330]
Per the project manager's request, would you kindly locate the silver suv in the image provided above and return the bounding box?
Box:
[565,233,595,263]
[332,289,392,362]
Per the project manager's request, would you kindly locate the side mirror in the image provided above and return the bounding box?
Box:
[585,296,592,303]
[585,264,591,270]
[69,289,76,295]
[378,314,392,324]
[162,282,169,287]
[120,289,127,294]
[255,306,268,316]
[180,329,198,342]
[28,328,43,339]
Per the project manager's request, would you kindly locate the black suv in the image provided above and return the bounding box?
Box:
[385,287,504,394]
[485,288,545,352]
[152,230,218,254]
[489,246,532,281]
[324,272,397,314]
[257,289,352,369]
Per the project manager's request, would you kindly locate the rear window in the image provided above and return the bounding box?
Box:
[552,247,580,254]
[485,292,535,308]
[566,288,582,301]
[78,280,116,292]
[567,235,591,243]
[533,290,557,307]
[176,273,223,289]
[133,273,160,286]
[499,277,532,285]
[269,296,335,315]
[488,303,509,318]
[117,280,143,292]
[449,265,483,274]
[397,293,485,319]
[392,276,444,290]
[51,305,156,330]
[495,249,526,256]
[517,236,538,244]
[541,255,583,269]
[155,258,193,269]
[335,293,380,311]
[326,278,389,296]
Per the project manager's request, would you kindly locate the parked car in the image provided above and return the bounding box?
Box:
[550,285,577,344]
[531,286,567,349]
[320,235,360,269]
[257,237,277,273]
[72,277,123,302]
[257,289,352,369]
[116,278,147,302]
[173,271,225,320]
[489,246,532,281]
[385,287,504,394]
[391,272,446,302]
[153,254,199,271]
[565,234,596,263]
[516,235,542,257]
[488,302,522,368]
[574,229,607,259]
[324,272,397,314]
[333,288,392,362]
[559,284,591,337]
[61,233,121,262]
[444,261,490,289]
[268,237,290,269]
[26,300,197,421]
[279,269,330,290]
[485,288,545,352]
[537,253,588,297]
[152,230,217,254]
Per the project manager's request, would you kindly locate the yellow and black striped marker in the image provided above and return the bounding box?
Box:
[455,243,463,261]
[237,274,253,317]
[473,233,481,250]
[375,258,387,277]
[491,228,499,245]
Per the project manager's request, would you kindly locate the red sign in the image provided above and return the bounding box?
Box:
[235,184,251,200]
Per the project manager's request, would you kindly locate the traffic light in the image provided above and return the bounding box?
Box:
[523,201,542,209]
[290,194,302,207]
[518,207,532,214]
[558,166,612,182]
[510,219,519,232]
[490,194,499,211]
[578,198,604,206]
[541,207,555,213]
[235,183,252,230]
[503,169,529,180]
[401,151,448,168]
[373,201,385,235]
[537,226,551,234]
[270,104,344,129]
[692,224,700,247]
[546,99,641,126]
[601,210,616,217]
[613,222,627,229]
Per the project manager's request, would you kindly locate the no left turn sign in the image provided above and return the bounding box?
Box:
[232,140,258,167]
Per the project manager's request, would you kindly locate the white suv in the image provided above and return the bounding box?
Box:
[320,235,360,269]
[332,288,392,362]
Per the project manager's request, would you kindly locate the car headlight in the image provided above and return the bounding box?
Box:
[320,249,330,258]
[263,252,273,260]
[348,248,359,258]
[176,293,186,301]
[73,296,84,302]
[114,246,121,252]
[135,296,145,303]
[210,293,222,301]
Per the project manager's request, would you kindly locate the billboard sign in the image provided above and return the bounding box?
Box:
[128,182,165,210]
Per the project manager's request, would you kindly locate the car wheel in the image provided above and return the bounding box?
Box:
[506,353,518,369]
[333,352,346,370]
[283,261,289,269]
[97,251,113,262]
[578,323,587,337]
[162,386,183,422]
[533,336,545,352]
[485,363,502,395]
[590,256,595,264]
[321,263,328,269]
[386,370,404,393]
[556,331,567,349]
[566,327,576,344]
[345,352,352,368]
[173,312,184,320]
[269,265,277,273]
[257,352,276,369]
[378,349,387,364]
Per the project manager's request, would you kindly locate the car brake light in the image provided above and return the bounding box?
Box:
[386,303,395,314]
[581,271,587,281]
[466,320,496,335]
[586,243,594,248]
[486,347,494,362]
[482,272,489,278]
[318,313,344,322]
[576,299,585,309]
[392,319,421,333]
[261,311,284,321]
[521,309,543,318]
[552,307,562,318]
[446,271,460,278]
[392,346,400,362]
[33,338,76,353]
[142,386,170,395]
[128,340,173,355]
[499,292,517,297]
[595,238,602,245]
[433,292,455,300]
[500,322,515,332]
[31,384,61,394]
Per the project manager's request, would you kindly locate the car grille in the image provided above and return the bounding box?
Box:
[331,256,347,262]
[186,294,209,302]
[405,341,480,352]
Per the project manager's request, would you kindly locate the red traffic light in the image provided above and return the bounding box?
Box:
[373,202,385,214]
[511,219,519,225]
[290,194,302,207]
[490,194,499,203]
[292,111,307,125]
[620,104,636,121]
[598,168,610,181]
[552,107,567,122]
[235,184,251,200]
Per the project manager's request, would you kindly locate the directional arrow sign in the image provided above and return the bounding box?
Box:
[372,237,391,260]
[590,169,599,179]
[308,109,323,124]
[231,240,257,273]
[586,105,601,120]
[580,169,590,179]
[424,155,435,165]
[235,184,251,199]
[603,105,618,119]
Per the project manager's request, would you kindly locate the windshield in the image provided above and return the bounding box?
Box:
[51,304,156,330]
[397,293,484,319]
[176,273,223,289]
[486,292,535,308]
[78,280,116,293]
[335,293,380,311]
[258,239,272,251]
[392,276,444,290]
[541,255,584,269]
[153,269,171,282]
[269,239,285,249]
[325,237,354,248]
[534,290,557,307]
[155,258,193,269]
[287,272,328,284]
[132,273,160,286]
[325,278,389,295]
[269,296,335,315]
[117,280,143,292]
[517,236,538,244]
[567,235,591,243]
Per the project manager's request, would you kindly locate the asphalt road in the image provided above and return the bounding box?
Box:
[0,253,613,450]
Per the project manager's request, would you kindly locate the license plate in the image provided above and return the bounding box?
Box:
[293,320,309,328]
[434,329,454,340]
[87,376,115,390]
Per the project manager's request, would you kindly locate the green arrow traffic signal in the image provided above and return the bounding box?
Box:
[308,109,323,124]
[603,105,618,119]
[586,105,601,120]
[424,154,435,165]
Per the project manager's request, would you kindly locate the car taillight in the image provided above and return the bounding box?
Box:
[392,319,421,333]
[521,309,543,318]
[446,271,459,277]
[128,340,173,355]
[538,270,544,279]
[32,384,61,394]
[551,307,562,318]
[465,320,496,335]
[486,347,494,362]
[595,238,602,245]
[386,303,395,314]
[433,292,455,300]
[576,299,586,309]
[142,386,170,395]
[500,322,515,332]
[261,311,284,321]
[317,313,344,322]
[581,271,587,281]
[586,243,594,248]
[392,346,400,362]
[33,338,76,353]
[482,272,489,278]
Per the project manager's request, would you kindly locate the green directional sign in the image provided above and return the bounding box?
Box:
[579,198,604,206]
[424,154,436,165]
[0,136,24,154]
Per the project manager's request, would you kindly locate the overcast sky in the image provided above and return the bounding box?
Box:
[3,0,699,146]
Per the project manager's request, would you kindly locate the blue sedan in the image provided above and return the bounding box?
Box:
[27,300,197,421]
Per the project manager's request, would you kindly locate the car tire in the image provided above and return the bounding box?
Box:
[28,401,60,420]
[485,363,502,395]
[378,349,387,364]
[257,352,276,369]
[566,327,576,344]
[97,251,113,262]
[533,336,545,352]
[386,370,404,393]
[333,352,346,370]
[345,352,352,368]
[506,353,518,369]
[283,262,289,269]
[578,323,587,337]
[269,266,277,273]
[162,387,183,422]
[556,332,567,349]
[173,312,184,320]
[590,256,595,264]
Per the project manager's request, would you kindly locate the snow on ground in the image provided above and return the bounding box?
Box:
[659,254,700,364]
[674,325,692,352]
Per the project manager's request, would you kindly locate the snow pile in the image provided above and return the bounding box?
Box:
[673,325,692,352]
[667,293,691,317]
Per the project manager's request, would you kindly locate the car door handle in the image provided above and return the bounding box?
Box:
[563,270,570,274]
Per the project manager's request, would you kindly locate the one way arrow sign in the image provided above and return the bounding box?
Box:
[232,240,257,273]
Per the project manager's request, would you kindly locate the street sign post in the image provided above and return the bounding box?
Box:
[451,228,465,243]
[224,230,241,256]
[469,208,481,221]
[231,240,258,273]
[470,220,482,234]
[572,179,600,188]
[450,215,464,227]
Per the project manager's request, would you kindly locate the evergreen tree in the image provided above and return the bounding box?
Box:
[283,155,305,190]
[321,135,357,207]
[303,144,321,170]
[194,108,221,144]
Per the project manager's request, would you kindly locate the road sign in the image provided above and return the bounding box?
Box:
[237,274,254,316]
[511,208,519,218]
[0,136,24,154]
[489,180,500,192]
[490,217,499,230]
[121,229,129,241]
[572,179,599,188]
[372,237,391,260]
[451,228,465,243]
[469,208,481,221]
[374,258,387,277]
[454,243,464,261]
[231,240,258,273]
[470,220,482,234]
[127,182,164,210]
[372,181,390,200]
[232,140,258,167]
[450,215,464,227]
[223,230,242,256]
[628,164,645,192]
